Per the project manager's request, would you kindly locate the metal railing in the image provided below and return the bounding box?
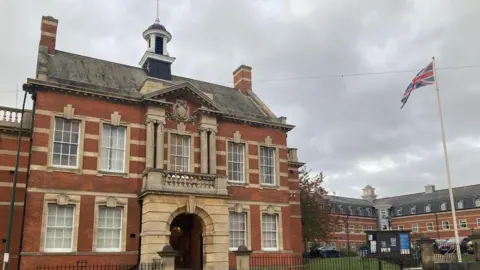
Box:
[34,260,164,270]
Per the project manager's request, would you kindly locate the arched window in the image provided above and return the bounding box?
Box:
[457,200,464,209]
[338,205,344,214]
[366,208,372,216]
[348,206,354,215]
[425,204,431,213]
[475,199,480,207]
[440,202,447,211]
[396,208,403,216]
[358,207,364,216]
[410,206,417,214]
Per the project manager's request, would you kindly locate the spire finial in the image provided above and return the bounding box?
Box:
[155,0,160,23]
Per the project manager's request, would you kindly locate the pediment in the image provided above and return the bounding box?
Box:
[143,82,220,111]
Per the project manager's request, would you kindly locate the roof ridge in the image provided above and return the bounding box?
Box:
[377,183,480,200]
[54,50,145,72]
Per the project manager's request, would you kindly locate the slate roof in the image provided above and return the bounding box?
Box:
[45,50,270,120]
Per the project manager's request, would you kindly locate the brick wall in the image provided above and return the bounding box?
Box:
[0,133,31,270]
[15,90,301,268]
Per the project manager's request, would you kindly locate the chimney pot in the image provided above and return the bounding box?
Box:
[425,184,435,194]
[233,65,252,95]
[39,15,58,55]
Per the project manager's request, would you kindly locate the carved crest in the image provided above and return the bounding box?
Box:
[106,197,118,208]
[186,195,196,214]
[56,194,69,205]
[167,99,197,123]
[266,205,275,215]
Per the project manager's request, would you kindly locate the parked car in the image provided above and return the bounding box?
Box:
[438,237,471,254]
[433,239,447,253]
[310,246,344,258]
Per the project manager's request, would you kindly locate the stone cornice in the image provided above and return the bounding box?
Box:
[288,161,305,168]
[24,79,295,132]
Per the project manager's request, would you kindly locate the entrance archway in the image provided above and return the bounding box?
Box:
[169,213,203,270]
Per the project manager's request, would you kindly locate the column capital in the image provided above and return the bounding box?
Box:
[199,126,217,133]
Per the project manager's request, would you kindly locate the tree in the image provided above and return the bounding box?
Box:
[299,166,339,247]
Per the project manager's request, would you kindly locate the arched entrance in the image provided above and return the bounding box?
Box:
[169,213,203,270]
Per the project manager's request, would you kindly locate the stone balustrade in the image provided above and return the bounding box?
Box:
[0,106,32,131]
[142,169,228,196]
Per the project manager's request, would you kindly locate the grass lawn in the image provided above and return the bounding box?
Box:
[303,257,403,270]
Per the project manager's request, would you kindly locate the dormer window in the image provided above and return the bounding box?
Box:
[396,208,403,216]
[425,204,431,213]
[358,207,364,216]
[338,205,344,214]
[366,208,372,216]
[440,202,447,211]
[457,200,464,209]
[348,206,354,215]
[476,199,480,207]
[410,206,416,214]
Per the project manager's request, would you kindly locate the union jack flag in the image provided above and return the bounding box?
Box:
[401,61,436,108]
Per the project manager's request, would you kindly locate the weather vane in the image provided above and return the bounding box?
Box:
[155,0,160,23]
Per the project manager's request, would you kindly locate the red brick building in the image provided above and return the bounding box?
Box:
[325,184,480,251]
[0,15,304,269]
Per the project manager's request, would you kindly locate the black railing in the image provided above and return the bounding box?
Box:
[34,260,164,270]
[249,251,421,270]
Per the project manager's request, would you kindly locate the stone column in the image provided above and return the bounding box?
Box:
[156,122,165,169]
[146,119,155,169]
[418,235,435,270]
[233,245,252,270]
[200,129,208,174]
[157,245,178,270]
[470,231,480,262]
[209,130,217,174]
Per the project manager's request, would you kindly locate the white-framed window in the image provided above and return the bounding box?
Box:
[475,199,480,207]
[459,219,467,229]
[380,209,387,219]
[329,242,336,249]
[367,225,373,230]
[425,204,431,213]
[96,207,122,251]
[262,214,278,250]
[477,217,480,227]
[396,208,403,216]
[101,124,126,172]
[52,117,80,168]
[169,134,190,172]
[412,224,419,232]
[440,202,447,211]
[442,221,450,230]
[359,225,364,233]
[227,142,245,183]
[229,212,247,250]
[350,243,356,250]
[338,223,345,232]
[457,200,464,209]
[358,208,364,216]
[45,204,75,252]
[366,208,372,216]
[348,206,354,215]
[341,243,347,249]
[426,222,434,231]
[260,146,276,185]
[338,205,345,214]
[349,225,355,233]
[410,206,416,214]
[398,225,404,231]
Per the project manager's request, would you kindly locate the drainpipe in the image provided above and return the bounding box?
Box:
[17,91,36,269]
[2,90,28,270]
[435,212,440,239]
[137,198,143,266]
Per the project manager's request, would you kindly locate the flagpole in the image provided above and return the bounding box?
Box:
[432,56,462,261]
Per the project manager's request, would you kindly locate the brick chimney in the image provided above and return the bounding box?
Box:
[233,65,252,95]
[39,16,58,55]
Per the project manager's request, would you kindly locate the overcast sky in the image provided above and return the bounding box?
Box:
[1,0,480,199]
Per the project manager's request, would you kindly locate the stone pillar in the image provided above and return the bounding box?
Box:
[157,245,178,270]
[146,119,155,169]
[209,131,217,174]
[233,245,252,270]
[418,235,435,270]
[469,231,480,262]
[200,129,208,174]
[156,122,165,169]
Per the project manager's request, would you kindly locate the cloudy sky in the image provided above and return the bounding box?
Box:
[1,0,480,198]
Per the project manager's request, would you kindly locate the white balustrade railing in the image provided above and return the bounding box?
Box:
[0,106,32,129]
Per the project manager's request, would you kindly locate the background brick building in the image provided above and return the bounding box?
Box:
[0,15,304,269]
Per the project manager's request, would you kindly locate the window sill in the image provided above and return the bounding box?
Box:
[47,166,82,175]
[97,171,128,178]
[261,248,280,252]
[227,181,248,187]
[260,184,280,190]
